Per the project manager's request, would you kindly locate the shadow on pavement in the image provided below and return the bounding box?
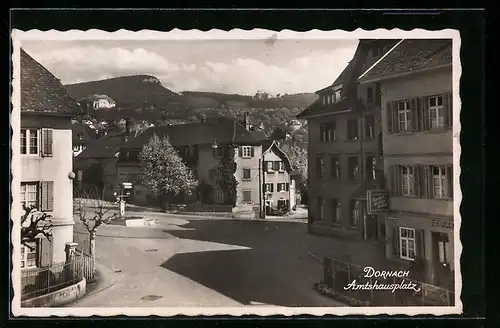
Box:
[162,219,337,307]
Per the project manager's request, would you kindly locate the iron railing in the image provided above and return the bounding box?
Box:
[74,248,96,282]
[323,257,455,306]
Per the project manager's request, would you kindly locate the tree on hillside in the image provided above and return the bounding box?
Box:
[280,143,308,202]
[270,127,288,141]
[139,134,197,207]
[74,186,117,275]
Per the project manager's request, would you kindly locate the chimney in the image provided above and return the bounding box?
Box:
[243,112,250,131]
[200,114,206,123]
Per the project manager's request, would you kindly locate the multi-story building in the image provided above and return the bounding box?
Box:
[262,140,297,215]
[116,115,270,214]
[19,49,81,266]
[297,39,399,242]
[358,39,454,289]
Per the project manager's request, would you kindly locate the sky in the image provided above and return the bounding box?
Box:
[22,38,358,95]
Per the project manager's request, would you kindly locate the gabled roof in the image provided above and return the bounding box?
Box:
[20,49,82,114]
[262,140,295,173]
[358,39,452,83]
[121,120,268,150]
[76,132,127,159]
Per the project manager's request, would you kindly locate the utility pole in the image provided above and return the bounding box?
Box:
[262,157,267,220]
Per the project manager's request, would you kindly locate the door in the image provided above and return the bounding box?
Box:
[432,232,452,289]
[366,214,378,240]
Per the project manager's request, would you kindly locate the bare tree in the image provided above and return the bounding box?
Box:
[21,205,53,251]
[74,186,117,273]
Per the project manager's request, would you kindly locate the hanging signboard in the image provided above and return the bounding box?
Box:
[367,190,390,214]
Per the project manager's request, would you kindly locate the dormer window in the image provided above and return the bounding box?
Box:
[77,133,84,140]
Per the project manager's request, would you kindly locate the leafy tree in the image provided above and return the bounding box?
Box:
[280,143,308,201]
[217,144,238,206]
[74,186,118,274]
[21,206,52,251]
[139,134,197,206]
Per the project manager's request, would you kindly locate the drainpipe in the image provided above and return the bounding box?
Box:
[360,112,367,240]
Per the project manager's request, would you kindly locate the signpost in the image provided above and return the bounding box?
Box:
[367,190,390,215]
[114,182,133,218]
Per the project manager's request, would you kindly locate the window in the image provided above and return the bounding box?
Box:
[400,166,415,196]
[367,87,374,104]
[212,147,223,158]
[278,161,285,172]
[428,95,445,129]
[21,241,38,269]
[399,227,416,261]
[316,156,325,178]
[241,146,253,158]
[242,168,251,180]
[320,122,336,142]
[318,197,324,221]
[432,165,450,198]
[215,189,225,203]
[209,169,220,182]
[331,199,340,223]
[350,200,362,227]
[331,156,340,178]
[77,133,84,140]
[322,95,327,105]
[242,190,252,202]
[266,161,274,173]
[366,155,376,180]
[335,90,341,102]
[347,119,359,140]
[397,100,412,132]
[365,115,375,139]
[21,129,39,155]
[348,157,359,180]
[264,183,273,193]
[21,182,38,209]
[277,183,289,192]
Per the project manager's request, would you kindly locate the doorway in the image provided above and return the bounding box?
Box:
[432,232,452,289]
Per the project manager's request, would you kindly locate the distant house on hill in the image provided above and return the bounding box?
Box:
[72,123,97,156]
[78,94,116,112]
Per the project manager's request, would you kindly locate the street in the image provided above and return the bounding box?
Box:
[71,211,346,307]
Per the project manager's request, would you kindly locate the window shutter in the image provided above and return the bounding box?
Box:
[38,237,53,268]
[390,165,397,196]
[41,128,53,157]
[250,147,255,157]
[422,96,430,131]
[238,147,242,157]
[263,161,268,172]
[447,164,454,199]
[424,165,432,198]
[414,165,422,197]
[444,92,453,128]
[411,98,419,132]
[419,166,428,198]
[392,227,400,257]
[392,101,399,133]
[286,183,290,191]
[270,183,274,192]
[40,181,54,211]
[415,229,425,260]
[273,161,280,171]
[416,97,424,132]
[386,102,393,133]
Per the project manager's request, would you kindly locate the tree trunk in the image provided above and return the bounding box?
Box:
[89,230,97,274]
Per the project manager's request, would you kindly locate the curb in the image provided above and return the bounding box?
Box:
[74,230,178,240]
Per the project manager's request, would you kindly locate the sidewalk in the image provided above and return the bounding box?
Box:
[302,233,398,270]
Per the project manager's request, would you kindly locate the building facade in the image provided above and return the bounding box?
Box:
[297,39,399,241]
[358,39,454,289]
[116,115,270,215]
[19,49,81,266]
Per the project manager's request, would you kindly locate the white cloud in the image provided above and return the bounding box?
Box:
[26,43,357,95]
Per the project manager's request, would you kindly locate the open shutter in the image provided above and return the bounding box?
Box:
[390,165,397,196]
[392,227,400,258]
[263,161,268,173]
[424,165,433,198]
[386,102,393,133]
[444,92,453,128]
[40,181,54,212]
[414,165,422,197]
[411,98,419,132]
[286,183,290,192]
[238,147,242,157]
[41,128,53,157]
[422,96,430,131]
[38,237,53,268]
[270,183,274,193]
[250,146,255,157]
[416,97,424,132]
[415,229,425,260]
[447,164,454,199]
